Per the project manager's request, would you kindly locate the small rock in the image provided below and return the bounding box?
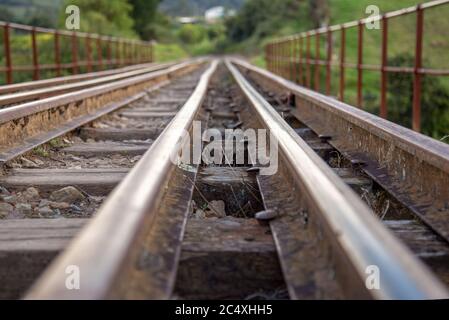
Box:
[50,186,85,203]
[39,199,50,208]
[0,186,10,195]
[33,158,44,165]
[22,187,40,201]
[15,203,32,215]
[21,157,39,168]
[255,209,278,221]
[1,195,17,204]
[49,202,70,210]
[208,200,226,218]
[0,202,14,218]
[69,204,82,214]
[194,209,206,219]
[37,206,55,217]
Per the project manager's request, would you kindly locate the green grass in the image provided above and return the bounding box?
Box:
[154,43,189,62]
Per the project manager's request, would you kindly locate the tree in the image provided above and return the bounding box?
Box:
[129,0,160,40]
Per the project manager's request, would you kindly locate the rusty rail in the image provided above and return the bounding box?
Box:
[228,58,449,299]
[25,60,218,299]
[265,0,449,132]
[0,21,154,85]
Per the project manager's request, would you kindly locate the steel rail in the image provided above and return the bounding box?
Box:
[0,61,178,106]
[0,58,205,125]
[25,60,218,299]
[226,58,448,299]
[0,61,174,95]
[231,59,449,243]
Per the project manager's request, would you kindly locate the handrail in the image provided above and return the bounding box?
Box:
[1,20,154,84]
[265,0,449,132]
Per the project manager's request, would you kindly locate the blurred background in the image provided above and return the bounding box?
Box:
[0,0,448,139]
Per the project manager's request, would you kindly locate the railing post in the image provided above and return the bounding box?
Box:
[306,32,311,88]
[357,21,364,108]
[298,36,303,85]
[292,37,298,83]
[273,41,278,74]
[31,27,39,80]
[107,38,112,68]
[3,23,13,84]
[315,31,320,92]
[380,16,388,119]
[412,5,424,132]
[86,36,92,72]
[326,28,332,95]
[115,40,120,67]
[71,32,78,74]
[339,27,346,101]
[96,37,103,70]
[54,31,61,77]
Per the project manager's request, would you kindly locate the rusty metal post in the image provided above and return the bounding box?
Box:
[315,32,320,92]
[357,21,364,107]
[54,31,61,77]
[123,40,127,65]
[275,42,278,74]
[380,16,388,119]
[326,28,332,95]
[71,32,78,74]
[339,27,346,101]
[115,40,120,67]
[31,27,39,80]
[298,36,303,85]
[151,42,154,63]
[96,37,103,70]
[107,38,112,67]
[86,36,92,72]
[265,45,269,71]
[291,39,295,82]
[288,40,292,80]
[306,33,311,88]
[412,5,424,132]
[3,24,13,84]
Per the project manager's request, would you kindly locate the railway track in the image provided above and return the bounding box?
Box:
[0,60,182,107]
[0,58,448,300]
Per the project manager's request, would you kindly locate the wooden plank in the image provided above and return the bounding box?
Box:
[174,218,285,299]
[63,142,151,157]
[120,111,177,118]
[384,219,449,286]
[0,218,87,299]
[0,168,128,195]
[79,127,161,142]
[333,168,372,191]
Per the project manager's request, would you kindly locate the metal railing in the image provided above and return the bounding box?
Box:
[265,0,449,132]
[0,21,154,85]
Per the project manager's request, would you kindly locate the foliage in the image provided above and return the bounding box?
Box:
[178,24,206,44]
[58,0,136,38]
[129,0,160,40]
[387,55,449,139]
